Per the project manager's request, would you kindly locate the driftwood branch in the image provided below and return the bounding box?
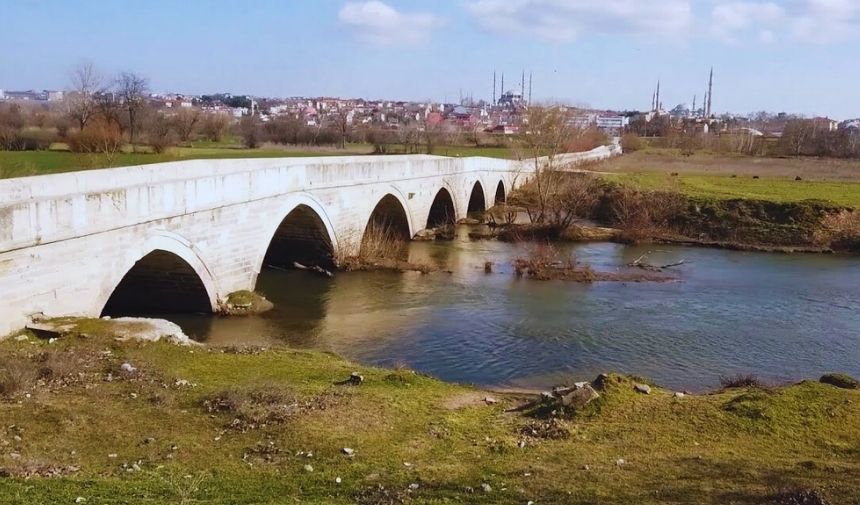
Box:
[293,262,334,277]
[628,251,685,271]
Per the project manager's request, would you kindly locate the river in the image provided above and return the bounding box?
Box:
[164,227,860,392]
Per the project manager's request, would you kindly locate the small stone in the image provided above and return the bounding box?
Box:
[102,316,111,320]
[481,483,492,493]
[633,384,651,395]
[75,498,86,504]
[484,396,498,405]
[48,338,57,344]
[108,453,117,459]
[335,477,342,484]
[14,335,28,342]
[517,440,526,449]
[527,501,535,505]
[120,363,137,373]
[143,437,155,445]
[409,483,420,490]
[342,447,354,456]
[673,392,686,398]
[582,464,590,471]
[615,458,626,466]
[9,452,20,459]
[132,463,141,471]
[403,462,412,467]
[174,379,191,387]
[13,435,22,442]
[303,464,314,473]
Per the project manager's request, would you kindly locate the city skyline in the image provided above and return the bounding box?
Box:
[2,0,859,118]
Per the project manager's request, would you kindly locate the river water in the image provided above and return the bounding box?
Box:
[167,227,860,392]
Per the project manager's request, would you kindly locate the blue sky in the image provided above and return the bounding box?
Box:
[2,0,858,118]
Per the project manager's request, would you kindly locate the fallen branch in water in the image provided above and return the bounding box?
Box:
[629,251,685,271]
[293,262,334,277]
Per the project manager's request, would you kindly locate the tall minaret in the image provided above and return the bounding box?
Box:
[692,95,697,117]
[493,71,497,105]
[656,80,661,111]
[501,73,505,96]
[706,67,714,118]
[528,71,533,105]
[521,70,525,99]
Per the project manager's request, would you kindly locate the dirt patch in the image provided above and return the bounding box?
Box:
[518,418,571,441]
[203,386,343,431]
[443,391,493,410]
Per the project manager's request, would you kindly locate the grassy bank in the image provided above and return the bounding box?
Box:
[603,172,860,209]
[0,144,517,179]
[1,328,859,504]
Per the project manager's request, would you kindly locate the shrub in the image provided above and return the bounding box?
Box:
[819,373,859,390]
[813,210,860,252]
[620,132,643,152]
[68,121,123,154]
[0,355,35,397]
[719,374,763,389]
[0,128,57,151]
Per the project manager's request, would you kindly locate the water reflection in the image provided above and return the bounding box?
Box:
[162,227,860,391]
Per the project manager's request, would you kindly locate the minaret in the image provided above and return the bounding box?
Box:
[521,70,525,100]
[501,73,505,96]
[692,95,696,117]
[493,71,497,106]
[528,71,533,105]
[706,67,713,118]
[656,81,661,112]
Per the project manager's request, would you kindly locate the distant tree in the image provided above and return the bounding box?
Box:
[332,109,352,149]
[239,116,262,148]
[200,114,230,142]
[115,72,150,150]
[67,61,102,131]
[172,108,200,143]
[145,112,176,154]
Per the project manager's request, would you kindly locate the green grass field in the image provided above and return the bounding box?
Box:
[604,172,860,208]
[0,144,517,179]
[0,323,858,504]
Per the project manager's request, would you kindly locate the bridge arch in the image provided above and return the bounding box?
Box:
[261,200,337,272]
[365,193,412,242]
[494,180,506,205]
[98,232,218,317]
[426,187,457,229]
[467,180,486,215]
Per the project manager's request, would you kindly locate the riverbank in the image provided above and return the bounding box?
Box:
[1,326,858,504]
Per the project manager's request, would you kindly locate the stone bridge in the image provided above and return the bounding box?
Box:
[0,143,620,336]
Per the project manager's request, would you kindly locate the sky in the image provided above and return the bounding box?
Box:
[1,0,859,119]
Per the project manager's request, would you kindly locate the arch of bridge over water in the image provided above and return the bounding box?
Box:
[0,143,620,335]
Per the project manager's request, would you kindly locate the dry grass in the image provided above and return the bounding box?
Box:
[0,354,36,397]
[600,148,860,182]
[813,209,860,250]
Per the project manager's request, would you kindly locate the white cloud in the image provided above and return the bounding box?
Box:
[710,0,860,44]
[338,1,444,46]
[463,0,693,42]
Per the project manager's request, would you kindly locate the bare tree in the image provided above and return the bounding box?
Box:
[115,72,150,150]
[200,114,230,142]
[516,106,578,223]
[172,108,200,143]
[332,108,352,149]
[67,61,102,131]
